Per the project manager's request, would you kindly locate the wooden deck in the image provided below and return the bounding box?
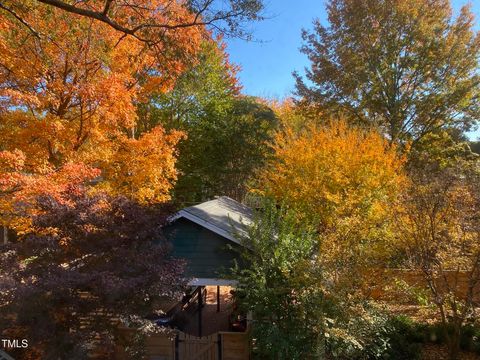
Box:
[183,286,234,337]
[115,286,249,359]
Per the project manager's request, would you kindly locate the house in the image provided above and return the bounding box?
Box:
[164,196,253,287]
[0,349,15,360]
[115,197,254,359]
[160,197,253,336]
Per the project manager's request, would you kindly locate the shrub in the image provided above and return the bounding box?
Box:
[380,318,480,359]
[380,316,423,360]
[326,305,392,360]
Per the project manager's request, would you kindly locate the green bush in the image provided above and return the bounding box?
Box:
[382,318,480,358]
[420,322,480,351]
[457,323,480,354]
[379,316,423,360]
[326,307,392,360]
[326,314,480,359]
[326,312,423,360]
[460,324,476,351]
[471,327,480,355]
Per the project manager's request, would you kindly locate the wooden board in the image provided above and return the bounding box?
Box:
[178,332,218,360]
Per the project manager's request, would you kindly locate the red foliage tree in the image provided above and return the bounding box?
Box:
[0,187,185,359]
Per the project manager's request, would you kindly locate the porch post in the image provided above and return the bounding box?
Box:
[217,285,220,312]
[198,286,203,337]
[175,333,179,360]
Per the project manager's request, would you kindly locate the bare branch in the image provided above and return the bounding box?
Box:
[36,0,139,36]
[33,0,258,44]
[102,0,112,15]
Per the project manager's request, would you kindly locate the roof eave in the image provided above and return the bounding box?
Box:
[168,210,243,246]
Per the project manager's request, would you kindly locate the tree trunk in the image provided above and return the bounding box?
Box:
[447,322,462,360]
[2,226,7,244]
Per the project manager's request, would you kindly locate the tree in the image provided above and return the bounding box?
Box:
[99,126,185,204]
[0,2,192,231]
[235,200,395,359]
[0,0,264,45]
[173,96,278,203]
[0,153,101,233]
[0,187,185,360]
[139,40,278,204]
[136,40,241,134]
[234,201,326,358]
[295,0,480,146]
[268,98,314,133]
[395,162,480,360]
[257,120,405,291]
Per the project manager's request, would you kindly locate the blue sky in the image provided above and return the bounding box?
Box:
[225,0,480,140]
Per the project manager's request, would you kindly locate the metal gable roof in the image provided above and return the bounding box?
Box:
[0,350,15,360]
[170,196,253,245]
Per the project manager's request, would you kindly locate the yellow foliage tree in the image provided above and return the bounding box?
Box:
[258,120,406,291]
[269,97,327,132]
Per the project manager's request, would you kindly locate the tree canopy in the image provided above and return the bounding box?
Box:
[0,0,264,45]
[257,120,406,291]
[139,40,278,204]
[0,1,197,231]
[295,0,480,146]
[0,187,185,359]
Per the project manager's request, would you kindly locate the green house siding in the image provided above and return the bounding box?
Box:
[163,218,242,279]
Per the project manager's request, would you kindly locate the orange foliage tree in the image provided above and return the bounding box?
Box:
[257,121,406,291]
[0,1,203,230]
[0,0,264,44]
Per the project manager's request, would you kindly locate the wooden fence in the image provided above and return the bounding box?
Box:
[368,269,480,302]
[115,328,249,360]
[177,332,217,360]
[219,332,250,360]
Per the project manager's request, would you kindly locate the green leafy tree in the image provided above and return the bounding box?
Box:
[173,96,277,203]
[295,0,480,146]
[234,200,394,359]
[234,201,326,358]
[137,40,240,134]
[139,40,278,204]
